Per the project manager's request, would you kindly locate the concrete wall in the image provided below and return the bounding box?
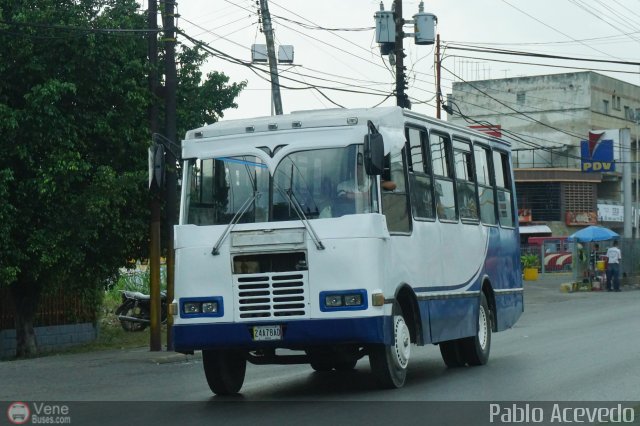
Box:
[448,72,640,170]
[449,72,594,168]
[448,71,640,224]
[0,323,97,360]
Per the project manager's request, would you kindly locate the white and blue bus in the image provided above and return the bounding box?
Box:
[172,106,523,394]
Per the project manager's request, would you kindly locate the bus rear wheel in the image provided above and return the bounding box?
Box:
[460,292,492,366]
[202,349,247,395]
[439,340,465,368]
[369,303,411,388]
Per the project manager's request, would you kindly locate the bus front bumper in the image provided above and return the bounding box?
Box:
[173,316,392,352]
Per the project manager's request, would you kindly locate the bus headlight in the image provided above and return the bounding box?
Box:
[180,297,224,318]
[201,302,218,313]
[344,294,363,306]
[320,290,367,311]
[325,295,343,307]
[183,302,201,314]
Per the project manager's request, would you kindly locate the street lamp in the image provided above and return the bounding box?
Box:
[251,43,295,116]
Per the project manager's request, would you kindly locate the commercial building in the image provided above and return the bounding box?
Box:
[447,71,640,238]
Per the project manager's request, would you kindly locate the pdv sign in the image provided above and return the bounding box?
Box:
[581,131,615,172]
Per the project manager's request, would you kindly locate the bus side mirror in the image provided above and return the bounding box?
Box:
[364,133,384,175]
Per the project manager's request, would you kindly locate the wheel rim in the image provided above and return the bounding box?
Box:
[478,305,488,350]
[393,316,411,369]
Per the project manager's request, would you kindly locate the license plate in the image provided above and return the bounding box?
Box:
[252,325,282,341]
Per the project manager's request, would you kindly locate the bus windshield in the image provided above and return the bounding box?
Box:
[185,145,379,226]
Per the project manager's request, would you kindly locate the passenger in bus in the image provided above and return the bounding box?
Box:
[318,177,334,219]
[336,154,395,200]
[381,179,396,191]
[337,177,396,199]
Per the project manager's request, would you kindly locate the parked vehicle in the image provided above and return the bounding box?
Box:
[116,290,167,332]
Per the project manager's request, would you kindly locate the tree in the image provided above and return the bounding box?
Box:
[0,0,246,357]
[175,45,245,138]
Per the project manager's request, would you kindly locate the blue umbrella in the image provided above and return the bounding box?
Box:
[567,225,619,243]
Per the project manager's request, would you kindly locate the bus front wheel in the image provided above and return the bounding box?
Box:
[202,349,247,395]
[369,303,411,388]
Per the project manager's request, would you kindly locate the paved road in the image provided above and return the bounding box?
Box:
[2,273,639,425]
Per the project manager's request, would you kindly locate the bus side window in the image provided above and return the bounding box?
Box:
[493,150,515,227]
[474,144,497,225]
[429,132,457,221]
[453,138,478,221]
[406,126,435,220]
[382,150,411,233]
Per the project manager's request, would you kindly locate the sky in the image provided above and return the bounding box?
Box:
[151,0,640,123]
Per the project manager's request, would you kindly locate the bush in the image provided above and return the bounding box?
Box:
[103,265,166,306]
[521,254,540,269]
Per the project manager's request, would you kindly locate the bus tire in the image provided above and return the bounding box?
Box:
[461,292,492,366]
[369,303,411,388]
[202,349,247,395]
[334,359,358,371]
[439,340,465,368]
[310,361,333,372]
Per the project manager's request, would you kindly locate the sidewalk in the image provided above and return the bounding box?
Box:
[523,271,640,305]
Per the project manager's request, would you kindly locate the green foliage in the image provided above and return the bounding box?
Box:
[0,0,150,292]
[0,169,18,284]
[103,266,167,306]
[521,253,540,269]
[175,45,247,137]
[0,0,244,351]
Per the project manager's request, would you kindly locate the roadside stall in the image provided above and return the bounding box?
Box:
[567,225,619,291]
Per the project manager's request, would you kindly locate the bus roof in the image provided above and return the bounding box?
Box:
[184,106,405,141]
[185,107,509,145]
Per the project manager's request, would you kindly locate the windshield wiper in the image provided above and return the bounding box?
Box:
[274,183,325,251]
[211,192,262,256]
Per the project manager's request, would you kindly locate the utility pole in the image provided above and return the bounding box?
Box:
[435,33,441,119]
[633,114,640,240]
[622,128,632,238]
[393,0,409,109]
[259,0,283,115]
[162,0,178,350]
[375,1,435,111]
[148,0,161,352]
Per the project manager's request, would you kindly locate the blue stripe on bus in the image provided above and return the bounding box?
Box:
[173,316,393,351]
[217,157,267,168]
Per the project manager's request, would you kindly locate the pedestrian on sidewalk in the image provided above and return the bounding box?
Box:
[605,240,622,292]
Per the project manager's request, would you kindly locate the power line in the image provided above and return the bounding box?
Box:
[447,80,639,158]
[444,53,640,76]
[271,14,373,32]
[268,0,376,57]
[177,29,394,105]
[566,0,640,45]
[0,20,158,34]
[444,43,640,67]
[499,0,628,61]
[442,64,597,142]
[445,31,640,47]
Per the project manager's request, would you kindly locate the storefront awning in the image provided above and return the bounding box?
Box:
[519,225,552,235]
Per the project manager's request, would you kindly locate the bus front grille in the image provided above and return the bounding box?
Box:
[234,272,308,319]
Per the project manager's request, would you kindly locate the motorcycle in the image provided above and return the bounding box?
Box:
[115,290,167,332]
